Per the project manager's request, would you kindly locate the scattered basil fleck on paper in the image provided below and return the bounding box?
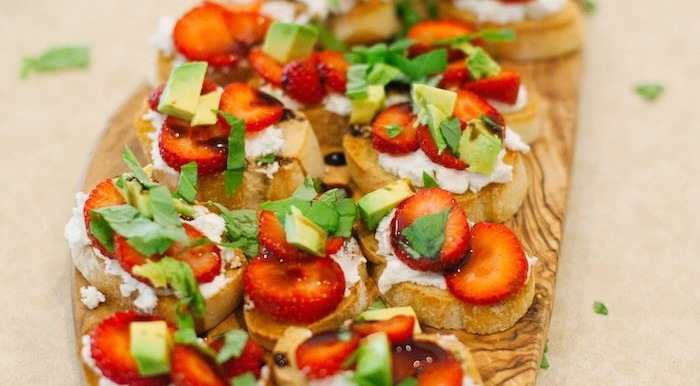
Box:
[593,301,608,315]
[21,45,90,79]
[635,84,663,101]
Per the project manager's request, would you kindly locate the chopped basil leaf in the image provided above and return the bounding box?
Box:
[346,64,370,98]
[480,115,503,137]
[466,47,501,80]
[88,211,116,253]
[581,0,596,13]
[400,209,450,259]
[133,256,205,316]
[311,22,346,52]
[261,197,313,223]
[174,307,217,357]
[635,84,663,101]
[122,147,157,188]
[422,172,439,188]
[217,110,246,196]
[475,28,516,42]
[92,205,174,256]
[216,329,249,363]
[440,117,462,156]
[397,377,418,386]
[231,372,257,386]
[175,162,198,204]
[21,45,89,79]
[368,63,401,86]
[385,124,404,138]
[391,49,448,81]
[540,353,550,369]
[210,203,259,259]
[255,153,276,165]
[305,200,340,234]
[395,0,422,37]
[334,198,358,238]
[293,177,319,200]
[149,185,188,242]
[367,297,387,310]
[593,301,608,315]
[388,39,415,53]
[365,43,388,65]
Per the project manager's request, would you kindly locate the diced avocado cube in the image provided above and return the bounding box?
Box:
[352,332,392,386]
[466,47,501,80]
[426,104,449,153]
[357,306,422,334]
[412,84,457,118]
[285,206,328,257]
[458,119,503,175]
[130,321,172,376]
[350,85,386,124]
[190,90,222,126]
[262,22,319,64]
[358,179,414,231]
[157,61,208,121]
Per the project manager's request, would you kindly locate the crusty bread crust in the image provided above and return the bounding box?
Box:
[244,260,379,350]
[329,0,400,45]
[299,104,350,149]
[135,103,325,210]
[343,134,528,223]
[437,0,583,61]
[356,220,535,334]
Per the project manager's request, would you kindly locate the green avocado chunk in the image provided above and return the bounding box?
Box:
[157,61,207,121]
[458,118,503,174]
[262,22,319,64]
[350,85,386,124]
[190,90,222,126]
[358,179,414,231]
[284,206,328,257]
[130,321,172,376]
[412,84,457,153]
[352,332,392,386]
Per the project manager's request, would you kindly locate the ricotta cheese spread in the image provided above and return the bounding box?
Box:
[325,93,353,116]
[329,238,366,296]
[80,285,106,310]
[453,0,567,24]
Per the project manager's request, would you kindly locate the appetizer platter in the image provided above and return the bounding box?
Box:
[69,1,582,385]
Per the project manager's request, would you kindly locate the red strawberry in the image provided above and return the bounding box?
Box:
[371,103,421,155]
[83,178,126,258]
[445,222,528,305]
[148,80,219,112]
[453,90,505,134]
[243,256,345,323]
[115,223,222,284]
[171,344,227,386]
[314,50,349,94]
[219,82,283,132]
[407,20,476,43]
[416,126,467,170]
[392,340,463,386]
[296,331,360,379]
[90,312,171,386]
[249,48,283,86]
[281,59,325,105]
[224,12,270,47]
[390,188,470,272]
[257,210,345,261]
[462,69,521,104]
[210,336,265,379]
[440,61,470,89]
[351,315,415,344]
[159,116,228,175]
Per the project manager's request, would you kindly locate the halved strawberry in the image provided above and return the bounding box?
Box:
[351,315,415,344]
[257,210,345,261]
[219,82,283,132]
[440,60,470,89]
[249,48,283,86]
[407,20,476,43]
[416,126,467,170]
[390,188,470,272]
[210,336,265,379]
[244,256,345,323]
[159,116,228,175]
[445,222,528,305]
[224,12,270,47]
[148,80,219,112]
[83,178,126,258]
[392,340,463,386]
[115,223,222,284]
[173,3,243,67]
[281,59,325,105]
[296,331,360,379]
[314,50,349,94]
[453,90,505,135]
[371,103,421,155]
[462,69,521,104]
[90,312,171,386]
[171,344,226,386]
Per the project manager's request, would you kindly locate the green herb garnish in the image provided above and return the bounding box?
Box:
[581,0,596,13]
[210,203,259,259]
[385,124,404,138]
[311,21,346,52]
[397,377,418,386]
[593,301,608,315]
[255,153,276,165]
[346,64,371,98]
[217,110,246,196]
[395,0,422,37]
[540,340,550,369]
[466,47,501,80]
[400,209,450,259]
[231,372,257,386]
[422,172,439,188]
[21,45,90,79]
[440,117,462,156]
[635,84,663,101]
[175,162,198,204]
[133,257,205,316]
[368,297,387,311]
[216,329,249,363]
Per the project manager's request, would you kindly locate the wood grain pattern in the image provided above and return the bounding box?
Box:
[71,53,580,385]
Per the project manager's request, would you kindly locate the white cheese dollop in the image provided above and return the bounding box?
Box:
[79,286,106,310]
[453,0,566,24]
[324,93,353,116]
[330,238,366,296]
[245,126,285,158]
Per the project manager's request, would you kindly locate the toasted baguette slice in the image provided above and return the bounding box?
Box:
[135,104,325,209]
[329,0,400,45]
[244,258,379,350]
[298,104,350,149]
[356,222,535,334]
[437,0,583,61]
[343,134,528,223]
[271,327,483,385]
[497,83,541,144]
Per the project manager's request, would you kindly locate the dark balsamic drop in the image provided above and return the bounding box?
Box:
[324,152,347,166]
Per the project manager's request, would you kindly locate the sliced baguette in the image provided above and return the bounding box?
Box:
[135,103,325,210]
[329,0,400,45]
[343,134,528,223]
[437,0,583,61]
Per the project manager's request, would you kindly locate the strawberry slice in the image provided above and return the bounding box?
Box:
[296,331,360,379]
[445,222,528,305]
[210,335,265,379]
[390,188,470,272]
[159,116,228,175]
[249,48,283,87]
[244,256,345,323]
[173,3,243,67]
[219,83,283,132]
[416,126,467,170]
[257,210,345,261]
[392,340,463,386]
[462,69,521,105]
[453,90,505,134]
[351,315,415,344]
[371,103,421,155]
[115,223,222,284]
[440,61,470,89]
[281,59,325,105]
[314,50,349,94]
[171,344,226,386]
[83,178,126,258]
[224,12,270,47]
[408,20,476,43]
[90,312,171,386]
[148,80,219,112]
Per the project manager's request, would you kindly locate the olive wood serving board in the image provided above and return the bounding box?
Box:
[72,52,581,386]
